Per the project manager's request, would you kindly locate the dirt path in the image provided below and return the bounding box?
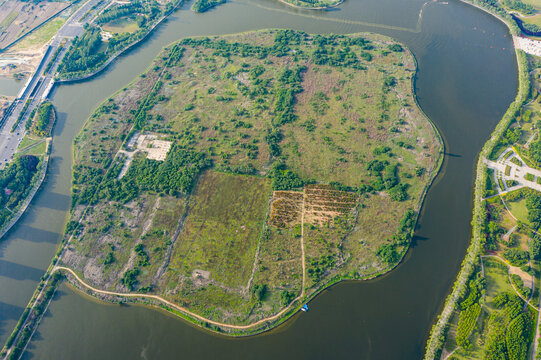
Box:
[481,255,538,311]
[300,187,306,297]
[53,188,310,332]
[54,266,301,330]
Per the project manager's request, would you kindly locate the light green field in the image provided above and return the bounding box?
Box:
[11,18,65,51]
[161,171,272,322]
[522,13,541,29]
[16,136,42,152]
[17,141,46,156]
[506,197,531,225]
[522,0,541,11]
[101,18,140,34]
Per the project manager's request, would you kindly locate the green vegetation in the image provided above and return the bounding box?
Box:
[438,257,536,360]
[60,30,441,331]
[455,278,484,346]
[526,189,541,229]
[192,0,226,12]
[11,98,31,132]
[44,44,64,74]
[0,155,42,230]
[58,0,182,80]
[58,25,105,76]
[11,18,65,51]
[503,0,536,14]
[278,0,342,8]
[510,156,523,166]
[32,101,53,136]
[504,248,529,266]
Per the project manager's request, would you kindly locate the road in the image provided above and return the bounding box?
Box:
[0,0,110,168]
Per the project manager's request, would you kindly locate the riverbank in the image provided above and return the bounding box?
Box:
[423,1,530,358]
[275,0,343,10]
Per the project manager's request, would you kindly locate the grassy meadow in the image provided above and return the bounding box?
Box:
[60,30,442,329]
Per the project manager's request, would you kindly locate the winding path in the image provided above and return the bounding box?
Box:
[53,266,303,331]
[50,188,310,332]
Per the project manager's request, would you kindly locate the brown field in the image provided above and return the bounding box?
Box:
[0,1,69,50]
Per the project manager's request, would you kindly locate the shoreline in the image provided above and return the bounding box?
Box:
[423,1,528,358]
[275,0,344,10]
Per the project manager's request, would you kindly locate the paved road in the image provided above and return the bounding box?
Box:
[485,146,541,194]
[0,0,109,168]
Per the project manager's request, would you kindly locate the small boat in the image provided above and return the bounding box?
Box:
[301,304,309,312]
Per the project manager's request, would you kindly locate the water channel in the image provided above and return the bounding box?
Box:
[0,0,518,358]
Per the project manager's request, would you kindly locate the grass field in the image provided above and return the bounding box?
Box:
[16,135,41,151]
[11,18,65,51]
[506,197,531,225]
[16,140,46,156]
[522,0,541,11]
[101,18,140,34]
[63,30,442,329]
[160,171,272,323]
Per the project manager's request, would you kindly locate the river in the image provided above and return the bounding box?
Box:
[0,0,517,358]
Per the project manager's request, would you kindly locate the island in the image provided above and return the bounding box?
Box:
[277,0,343,9]
[51,30,442,334]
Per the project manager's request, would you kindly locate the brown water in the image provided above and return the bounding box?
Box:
[0,0,518,358]
[0,78,21,97]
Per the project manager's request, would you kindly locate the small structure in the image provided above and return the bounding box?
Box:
[116,133,172,179]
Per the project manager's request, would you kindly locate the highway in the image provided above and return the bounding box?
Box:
[0,0,110,168]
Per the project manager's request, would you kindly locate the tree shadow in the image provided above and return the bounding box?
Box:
[0,259,44,281]
[409,235,429,248]
[33,191,71,212]
[8,225,60,244]
[0,301,24,339]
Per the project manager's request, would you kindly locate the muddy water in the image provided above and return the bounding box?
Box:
[0,0,518,358]
[0,78,21,97]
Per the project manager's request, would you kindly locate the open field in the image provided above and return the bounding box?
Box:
[101,18,140,34]
[0,1,69,50]
[506,196,531,224]
[60,30,442,330]
[10,17,65,52]
[159,171,272,323]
